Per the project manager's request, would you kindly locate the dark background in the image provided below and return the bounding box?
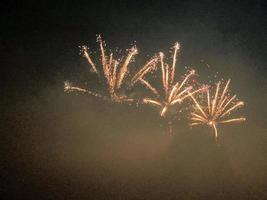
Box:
[1,0,267,199]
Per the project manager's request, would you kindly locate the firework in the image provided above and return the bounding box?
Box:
[189,79,246,140]
[66,35,140,103]
[138,42,206,117]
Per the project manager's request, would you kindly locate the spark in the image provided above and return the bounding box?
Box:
[189,79,246,140]
[131,56,158,86]
[64,81,103,98]
[138,42,205,117]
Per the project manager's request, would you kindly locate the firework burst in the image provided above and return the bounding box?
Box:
[189,79,246,140]
[65,35,142,103]
[137,42,206,117]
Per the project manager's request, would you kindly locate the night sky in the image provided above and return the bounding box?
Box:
[1,0,267,199]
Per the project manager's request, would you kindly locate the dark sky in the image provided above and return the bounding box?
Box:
[1,0,267,199]
[2,0,266,83]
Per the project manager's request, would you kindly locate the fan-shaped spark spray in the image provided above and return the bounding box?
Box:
[189,79,246,140]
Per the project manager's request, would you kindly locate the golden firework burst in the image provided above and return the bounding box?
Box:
[136,42,206,117]
[189,79,246,140]
[80,35,139,102]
